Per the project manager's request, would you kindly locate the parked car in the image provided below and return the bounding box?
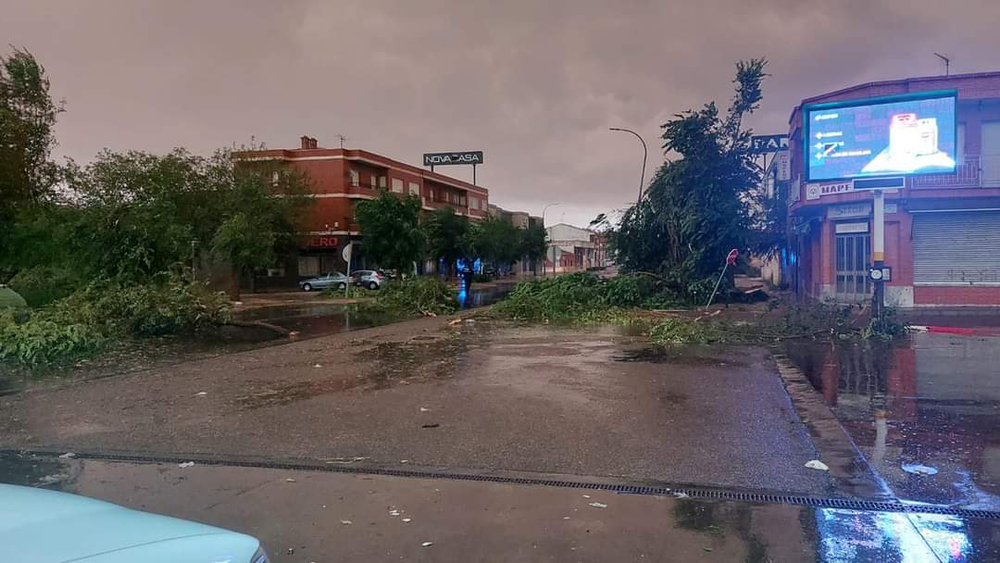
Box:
[298,272,349,292]
[350,269,384,290]
[0,483,268,563]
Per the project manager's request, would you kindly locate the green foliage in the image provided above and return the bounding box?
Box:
[0,309,102,367]
[492,273,682,322]
[517,223,548,268]
[648,318,727,345]
[354,190,424,275]
[468,215,521,268]
[320,284,377,299]
[7,266,79,307]
[423,206,470,277]
[611,59,777,297]
[0,286,28,309]
[364,278,458,317]
[0,47,63,221]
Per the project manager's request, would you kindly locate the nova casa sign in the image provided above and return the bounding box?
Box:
[422,151,484,166]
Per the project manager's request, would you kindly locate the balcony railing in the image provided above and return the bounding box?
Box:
[910,155,1000,189]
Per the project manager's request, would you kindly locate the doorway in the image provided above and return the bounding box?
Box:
[835,233,871,303]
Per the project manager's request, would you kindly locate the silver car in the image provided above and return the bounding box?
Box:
[298,272,349,292]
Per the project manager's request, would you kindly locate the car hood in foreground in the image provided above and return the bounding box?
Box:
[0,484,259,563]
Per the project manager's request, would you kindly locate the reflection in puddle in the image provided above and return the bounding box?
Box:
[783,334,1000,512]
[817,508,971,562]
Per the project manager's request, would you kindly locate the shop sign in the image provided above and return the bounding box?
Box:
[828,203,871,220]
[805,181,852,200]
[306,236,339,248]
[835,222,869,234]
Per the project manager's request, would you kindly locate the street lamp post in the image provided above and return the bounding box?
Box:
[609,127,648,205]
[542,202,560,276]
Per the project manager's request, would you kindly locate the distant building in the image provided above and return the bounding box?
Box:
[545,223,597,272]
[786,72,1000,308]
[237,136,489,286]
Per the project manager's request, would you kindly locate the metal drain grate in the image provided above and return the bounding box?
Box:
[18,450,1000,520]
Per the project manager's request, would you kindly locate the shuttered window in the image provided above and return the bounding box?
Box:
[913,211,1000,285]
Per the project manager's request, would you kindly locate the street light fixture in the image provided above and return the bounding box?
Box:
[542,202,560,276]
[609,127,648,205]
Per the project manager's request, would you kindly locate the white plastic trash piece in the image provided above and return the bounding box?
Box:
[313,364,322,368]
[582,494,591,499]
[400,459,409,464]
[58,452,76,459]
[422,542,433,548]
[196,391,207,396]
[389,509,402,517]
[562,516,571,520]
[285,478,296,483]
[419,407,430,412]
[588,502,608,509]
[340,520,352,525]
[402,518,412,523]
[902,463,939,476]
[805,460,829,471]
[672,492,689,499]
[178,461,195,468]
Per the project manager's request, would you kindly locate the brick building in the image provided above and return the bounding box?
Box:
[241,137,489,284]
[787,72,1000,308]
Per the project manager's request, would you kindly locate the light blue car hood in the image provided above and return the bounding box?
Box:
[0,484,259,563]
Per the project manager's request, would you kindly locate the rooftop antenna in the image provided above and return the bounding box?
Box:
[934,52,951,76]
[337,134,347,149]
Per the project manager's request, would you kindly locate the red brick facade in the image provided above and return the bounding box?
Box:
[786,72,1000,308]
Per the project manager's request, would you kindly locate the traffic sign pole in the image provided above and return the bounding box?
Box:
[872,190,885,321]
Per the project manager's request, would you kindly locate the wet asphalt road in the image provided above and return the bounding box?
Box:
[0,320,829,495]
[5,453,998,563]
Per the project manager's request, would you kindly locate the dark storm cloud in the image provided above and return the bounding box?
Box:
[4,0,998,226]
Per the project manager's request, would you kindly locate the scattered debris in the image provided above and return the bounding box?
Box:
[672,492,689,499]
[804,460,829,471]
[422,542,434,548]
[563,516,571,520]
[464,319,475,325]
[402,518,412,523]
[588,502,608,509]
[582,494,591,499]
[285,478,297,483]
[322,505,327,509]
[313,364,322,368]
[39,474,67,485]
[400,459,409,464]
[178,461,195,468]
[286,548,294,555]
[325,456,369,465]
[419,407,431,412]
[196,391,208,396]
[448,318,463,326]
[340,520,352,525]
[421,423,440,429]
[703,547,713,552]
[902,463,939,476]
[58,452,76,459]
[389,509,402,517]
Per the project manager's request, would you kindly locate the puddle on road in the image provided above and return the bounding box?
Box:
[0,451,73,489]
[611,345,748,368]
[782,333,1000,511]
[236,334,469,409]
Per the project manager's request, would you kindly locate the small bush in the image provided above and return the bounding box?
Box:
[365,278,458,317]
[8,266,80,307]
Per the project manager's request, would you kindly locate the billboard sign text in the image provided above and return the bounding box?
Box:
[423,151,484,166]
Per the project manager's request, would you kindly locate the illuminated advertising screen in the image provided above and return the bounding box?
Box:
[804,90,957,181]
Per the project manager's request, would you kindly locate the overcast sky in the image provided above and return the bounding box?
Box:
[5,0,999,227]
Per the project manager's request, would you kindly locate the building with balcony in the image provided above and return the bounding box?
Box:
[240,136,489,283]
[787,72,1000,308]
[545,223,598,272]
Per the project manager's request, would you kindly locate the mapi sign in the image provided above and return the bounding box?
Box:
[423,151,484,166]
[750,134,789,154]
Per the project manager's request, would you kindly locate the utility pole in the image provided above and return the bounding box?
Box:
[337,134,348,149]
[609,127,648,205]
[872,190,885,322]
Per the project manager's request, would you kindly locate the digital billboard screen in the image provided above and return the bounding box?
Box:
[804,90,957,181]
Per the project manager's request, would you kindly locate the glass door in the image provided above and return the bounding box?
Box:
[835,233,872,303]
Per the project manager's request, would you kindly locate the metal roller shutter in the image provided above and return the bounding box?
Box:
[912,211,1000,285]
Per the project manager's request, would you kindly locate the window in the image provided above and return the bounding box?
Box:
[379,176,387,189]
[409,181,420,196]
[298,256,320,276]
[349,169,360,187]
[428,189,434,201]
[460,195,466,206]
[469,196,478,210]
[271,171,280,185]
[371,174,377,188]
[391,178,404,193]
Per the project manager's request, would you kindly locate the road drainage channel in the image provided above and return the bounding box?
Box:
[14,449,1000,521]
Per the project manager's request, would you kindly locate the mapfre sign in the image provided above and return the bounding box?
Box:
[423,151,484,166]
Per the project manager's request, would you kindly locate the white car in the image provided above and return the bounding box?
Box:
[0,484,268,563]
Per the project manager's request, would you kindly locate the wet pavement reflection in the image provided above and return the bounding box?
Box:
[2,451,997,562]
[784,332,1000,513]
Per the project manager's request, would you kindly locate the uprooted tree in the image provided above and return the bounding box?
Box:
[611,58,781,298]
